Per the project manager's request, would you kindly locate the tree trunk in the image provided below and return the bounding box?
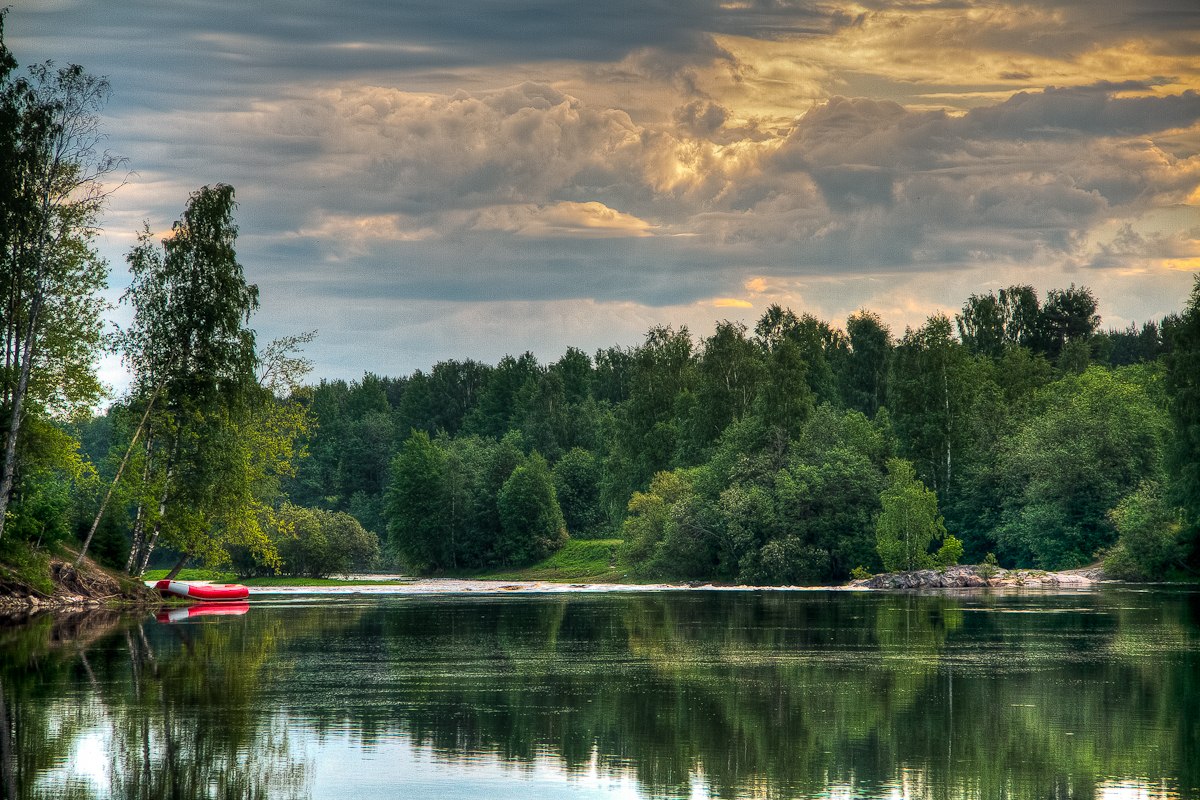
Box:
[125,505,146,575]
[78,390,161,565]
[943,359,952,491]
[164,551,190,581]
[0,292,42,543]
[135,459,173,576]
[137,522,161,578]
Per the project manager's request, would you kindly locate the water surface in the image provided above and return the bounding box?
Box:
[0,588,1196,799]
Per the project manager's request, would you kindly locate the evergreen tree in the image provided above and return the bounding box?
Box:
[497,453,567,565]
[386,430,450,570]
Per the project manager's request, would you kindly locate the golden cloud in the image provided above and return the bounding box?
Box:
[473,201,657,238]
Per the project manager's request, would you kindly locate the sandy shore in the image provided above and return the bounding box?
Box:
[144,566,1106,598]
[244,579,830,596]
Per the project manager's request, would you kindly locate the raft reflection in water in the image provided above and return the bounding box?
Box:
[155,602,250,624]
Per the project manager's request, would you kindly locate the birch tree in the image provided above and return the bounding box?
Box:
[0,15,119,541]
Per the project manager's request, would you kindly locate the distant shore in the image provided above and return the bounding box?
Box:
[0,560,1119,617]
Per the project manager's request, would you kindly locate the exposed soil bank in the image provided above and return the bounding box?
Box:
[0,551,157,615]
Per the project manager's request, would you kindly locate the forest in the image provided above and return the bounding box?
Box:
[3,16,1200,587]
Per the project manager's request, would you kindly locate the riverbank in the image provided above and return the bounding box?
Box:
[0,544,157,614]
[139,564,1108,597]
[3,544,1112,613]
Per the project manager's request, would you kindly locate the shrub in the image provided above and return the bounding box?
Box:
[935,534,964,568]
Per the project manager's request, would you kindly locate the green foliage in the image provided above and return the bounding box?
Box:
[552,447,605,536]
[850,565,872,580]
[105,184,310,577]
[1164,276,1200,556]
[841,310,891,417]
[977,552,999,580]
[272,503,380,578]
[1103,481,1184,580]
[755,339,814,439]
[0,25,115,541]
[386,430,449,570]
[497,453,567,566]
[0,538,53,595]
[935,534,964,568]
[887,314,972,496]
[876,458,945,572]
[621,469,709,578]
[994,365,1167,569]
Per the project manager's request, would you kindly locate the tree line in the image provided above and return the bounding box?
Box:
[2,16,1199,584]
[275,282,1198,583]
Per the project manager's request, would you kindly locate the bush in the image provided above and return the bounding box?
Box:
[275,504,381,578]
[1103,481,1183,580]
[935,534,964,568]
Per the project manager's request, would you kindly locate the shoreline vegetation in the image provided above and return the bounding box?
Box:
[0,21,1198,600]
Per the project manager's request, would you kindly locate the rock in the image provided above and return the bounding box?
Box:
[849,564,1099,590]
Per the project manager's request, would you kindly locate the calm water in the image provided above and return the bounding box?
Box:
[0,588,1197,799]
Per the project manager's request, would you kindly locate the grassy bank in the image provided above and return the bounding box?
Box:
[141,539,631,586]
[469,539,628,582]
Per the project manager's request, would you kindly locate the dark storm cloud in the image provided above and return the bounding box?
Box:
[11,0,841,84]
[965,87,1200,138]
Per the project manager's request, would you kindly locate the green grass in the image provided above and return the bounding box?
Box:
[475,538,629,582]
[239,576,414,587]
[141,568,238,583]
[0,539,54,596]
[140,569,413,587]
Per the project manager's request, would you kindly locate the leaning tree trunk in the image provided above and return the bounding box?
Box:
[78,389,161,565]
[137,520,162,578]
[163,551,190,581]
[134,458,175,576]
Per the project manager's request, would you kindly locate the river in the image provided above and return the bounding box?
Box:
[0,587,1196,799]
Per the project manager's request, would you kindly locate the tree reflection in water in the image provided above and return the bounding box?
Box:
[0,590,1197,799]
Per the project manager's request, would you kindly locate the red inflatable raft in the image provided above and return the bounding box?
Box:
[155,579,249,602]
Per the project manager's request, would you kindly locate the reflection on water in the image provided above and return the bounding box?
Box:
[0,590,1197,799]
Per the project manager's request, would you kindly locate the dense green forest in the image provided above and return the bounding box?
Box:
[266,281,1199,583]
[2,17,1200,586]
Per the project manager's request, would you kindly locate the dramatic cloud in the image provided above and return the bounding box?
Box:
[7,0,1200,382]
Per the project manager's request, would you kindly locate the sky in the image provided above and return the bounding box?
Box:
[7,0,1200,387]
